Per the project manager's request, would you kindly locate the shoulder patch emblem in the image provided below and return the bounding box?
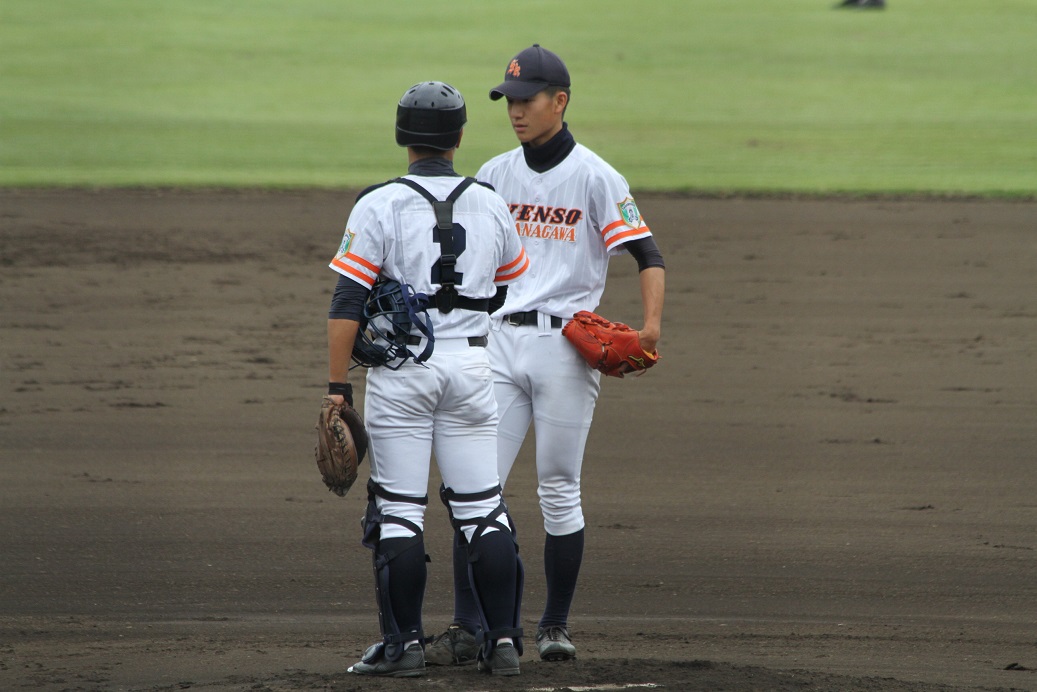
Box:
[617,197,642,228]
[338,228,356,256]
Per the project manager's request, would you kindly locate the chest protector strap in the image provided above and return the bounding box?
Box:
[392,176,490,314]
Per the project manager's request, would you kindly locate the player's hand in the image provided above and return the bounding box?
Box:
[612,328,660,378]
[327,394,346,408]
[608,329,659,378]
[638,328,660,355]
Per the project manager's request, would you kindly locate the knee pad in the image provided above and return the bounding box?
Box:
[440,483,524,656]
[362,479,429,662]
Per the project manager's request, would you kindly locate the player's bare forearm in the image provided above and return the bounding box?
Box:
[328,318,361,387]
[637,266,665,353]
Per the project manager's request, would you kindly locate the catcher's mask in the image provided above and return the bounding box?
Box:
[395,81,466,151]
[351,278,435,369]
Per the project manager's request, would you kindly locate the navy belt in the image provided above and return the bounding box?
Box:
[504,310,563,328]
[407,335,487,347]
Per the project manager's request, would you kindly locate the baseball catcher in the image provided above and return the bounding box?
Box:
[324,80,529,677]
[562,310,660,377]
[315,394,369,497]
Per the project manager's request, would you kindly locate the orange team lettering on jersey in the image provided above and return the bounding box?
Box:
[476,142,652,318]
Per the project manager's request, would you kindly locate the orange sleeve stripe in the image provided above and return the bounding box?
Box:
[345,252,379,273]
[496,254,530,282]
[605,225,651,248]
[331,257,378,287]
[600,219,629,236]
[497,248,528,273]
[343,264,376,286]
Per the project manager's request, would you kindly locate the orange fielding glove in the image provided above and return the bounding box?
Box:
[562,310,660,378]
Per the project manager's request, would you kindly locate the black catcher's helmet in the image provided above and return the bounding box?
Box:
[351,278,435,369]
[395,81,466,150]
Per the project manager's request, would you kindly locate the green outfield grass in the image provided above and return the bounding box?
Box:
[2,0,1035,195]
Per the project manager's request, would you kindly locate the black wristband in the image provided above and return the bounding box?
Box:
[328,382,353,407]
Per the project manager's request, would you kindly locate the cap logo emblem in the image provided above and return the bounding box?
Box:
[506,59,521,78]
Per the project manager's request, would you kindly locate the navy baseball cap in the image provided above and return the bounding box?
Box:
[489,44,570,101]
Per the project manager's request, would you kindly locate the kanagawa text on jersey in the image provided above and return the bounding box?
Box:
[511,204,583,243]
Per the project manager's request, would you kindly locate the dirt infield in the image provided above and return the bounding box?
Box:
[2,189,1034,691]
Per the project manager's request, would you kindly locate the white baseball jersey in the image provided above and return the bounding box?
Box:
[330,175,530,338]
[476,143,651,317]
[328,174,530,540]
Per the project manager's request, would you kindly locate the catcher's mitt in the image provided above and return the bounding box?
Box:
[562,310,660,378]
[314,395,369,497]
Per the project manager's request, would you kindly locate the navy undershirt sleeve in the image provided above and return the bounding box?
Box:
[328,274,370,321]
[488,285,509,315]
[623,236,666,272]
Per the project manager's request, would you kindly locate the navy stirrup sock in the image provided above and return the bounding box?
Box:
[539,528,584,628]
